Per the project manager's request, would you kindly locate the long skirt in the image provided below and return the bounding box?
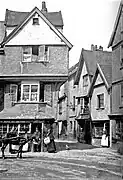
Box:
[47,140,56,153]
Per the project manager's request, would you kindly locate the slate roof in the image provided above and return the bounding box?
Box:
[0,104,54,120]
[1,7,72,49]
[69,62,79,77]
[99,64,112,86]
[0,21,5,43]
[88,64,112,96]
[5,9,63,27]
[108,0,122,47]
[74,48,112,85]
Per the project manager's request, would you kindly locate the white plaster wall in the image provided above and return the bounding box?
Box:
[68,76,78,118]
[78,62,90,96]
[91,85,110,121]
[7,13,65,45]
[95,74,103,85]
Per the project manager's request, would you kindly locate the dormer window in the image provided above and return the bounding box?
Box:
[33,17,39,25]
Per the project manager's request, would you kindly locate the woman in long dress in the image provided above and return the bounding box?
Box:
[46,129,56,153]
[101,130,108,147]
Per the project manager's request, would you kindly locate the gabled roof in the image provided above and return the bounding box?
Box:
[88,63,112,96]
[74,48,112,85]
[5,9,63,27]
[69,62,79,77]
[1,7,72,49]
[0,21,5,43]
[108,0,122,48]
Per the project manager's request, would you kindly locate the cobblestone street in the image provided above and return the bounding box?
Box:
[0,147,122,180]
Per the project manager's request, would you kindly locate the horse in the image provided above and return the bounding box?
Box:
[0,128,40,159]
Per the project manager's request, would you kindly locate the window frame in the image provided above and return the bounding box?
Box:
[22,46,32,62]
[59,101,62,115]
[32,17,39,25]
[21,83,39,102]
[10,84,18,105]
[72,96,76,111]
[97,93,104,109]
[83,74,88,87]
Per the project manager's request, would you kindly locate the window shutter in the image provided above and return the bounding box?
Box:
[39,45,45,61]
[10,84,18,106]
[44,84,52,105]
[23,46,31,62]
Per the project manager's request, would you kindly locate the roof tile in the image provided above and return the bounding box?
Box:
[5,9,63,27]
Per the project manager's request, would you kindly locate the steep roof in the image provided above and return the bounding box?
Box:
[88,64,112,96]
[99,64,112,86]
[0,21,5,43]
[1,7,72,49]
[69,62,79,77]
[5,9,63,27]
[108,0,122,48]
[74,48,112,85]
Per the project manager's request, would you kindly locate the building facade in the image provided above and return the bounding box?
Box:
[57,62,78,140]
[88,64,112,146]
[0,2,72,145]
[108,0,123,147]
[74,47,112,144]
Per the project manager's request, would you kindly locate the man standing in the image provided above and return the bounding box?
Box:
[33,127,41,152]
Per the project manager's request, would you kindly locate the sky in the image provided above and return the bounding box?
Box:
[0,0,120,67]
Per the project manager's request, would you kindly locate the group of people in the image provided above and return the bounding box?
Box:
[33,127,56,153]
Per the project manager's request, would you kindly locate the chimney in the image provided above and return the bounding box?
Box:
[91,44,95,51]
[41,1,47,13]
[99,46,103,51]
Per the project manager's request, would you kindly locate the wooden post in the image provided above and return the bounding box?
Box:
[41,122,44,152]
[110,120,112,148]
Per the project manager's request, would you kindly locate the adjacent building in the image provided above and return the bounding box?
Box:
[88,63,112,146]
[108,0,123,146]
[74,46,112,144]
[57,62,79,140]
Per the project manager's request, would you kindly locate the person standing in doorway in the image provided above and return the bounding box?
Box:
[33,127,41,152]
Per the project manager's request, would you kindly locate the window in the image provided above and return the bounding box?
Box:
[40,83,44,102]
[33,18,39,25]
[97,94,104,109]
[39,45,49,62]
[73,96,76,110]
[20,124,30,133]
[83,75,88,87]
[70,121,72,131]
[23,46,31,62]
[78,98,80,105]
[44,84,52,105]
[59,101,62,114]
[0,124,7,136]
[32,46,39,56]
[9,124,18,133]
[121,83,123,105]
[44,46,49,61]
[22,45,49,62]
[10,84,18,105]
[21,84,39,102]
